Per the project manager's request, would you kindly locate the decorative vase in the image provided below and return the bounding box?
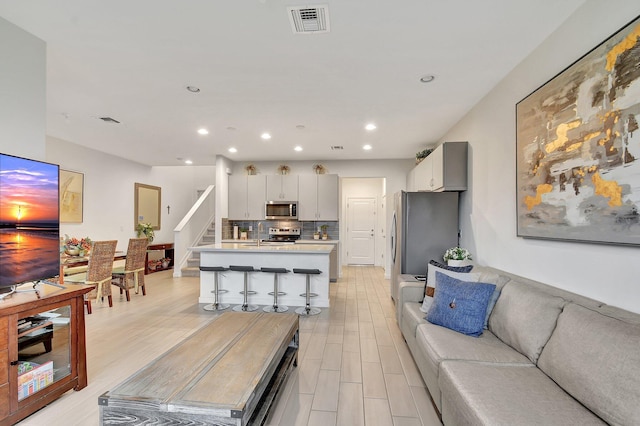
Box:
[65,247,80,256]
[322,234,328,240]
[447,259,467,267]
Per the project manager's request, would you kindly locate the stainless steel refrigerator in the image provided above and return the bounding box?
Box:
[390,191,459,302]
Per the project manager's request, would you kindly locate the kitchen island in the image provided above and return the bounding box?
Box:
[192,243,332,308]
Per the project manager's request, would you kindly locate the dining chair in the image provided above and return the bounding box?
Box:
[111,238,148,301]
[65,240,118,314]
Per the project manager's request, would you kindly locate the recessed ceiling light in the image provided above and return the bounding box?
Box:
[185,159,193,165]
[419,75,435,83]
[261,132,272,140]
[186,86,200,93]
[228,147,237,153]
[365,123,377,131]
[294,146,303,152]
[363,144,372,150]
[197,128,209,135]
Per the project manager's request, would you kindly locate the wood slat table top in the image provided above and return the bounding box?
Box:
[104,311,298,415]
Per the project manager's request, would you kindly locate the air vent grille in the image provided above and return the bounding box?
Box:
[99,117,120,124]
[288,5,330,34]
[331,145,344,150]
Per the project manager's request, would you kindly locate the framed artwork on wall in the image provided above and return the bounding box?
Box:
[59,169,84,223]
[516,15,640,246]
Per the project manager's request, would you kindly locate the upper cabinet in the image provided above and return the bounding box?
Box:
[228,175,266,220]
[266,175,298,201]
[298,174,339,221]
[412,141,468,192]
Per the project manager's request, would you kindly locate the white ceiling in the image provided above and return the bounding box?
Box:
[0,0,585,166]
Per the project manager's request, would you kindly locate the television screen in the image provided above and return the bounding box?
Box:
[0,153,60,287]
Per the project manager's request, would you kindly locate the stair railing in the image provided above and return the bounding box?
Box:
[173,185,215,277]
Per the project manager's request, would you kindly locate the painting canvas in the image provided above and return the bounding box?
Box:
[516,16,640,246]
[60,169,83,223]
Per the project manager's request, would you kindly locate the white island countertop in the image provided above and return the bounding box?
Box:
[192,243,333,254]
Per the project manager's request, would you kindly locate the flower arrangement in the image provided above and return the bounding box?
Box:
[443,247,472,262]
[313,164,326,174]
[277,164,290,175]
[245,164,257,175]
[136,223,155,242]
[64,235,92,256]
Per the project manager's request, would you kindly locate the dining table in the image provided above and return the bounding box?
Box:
[59,252,126,284]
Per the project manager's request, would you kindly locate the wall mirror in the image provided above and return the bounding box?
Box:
[134,183,161,230]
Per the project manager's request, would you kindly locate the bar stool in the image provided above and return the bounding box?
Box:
[293,268,322,316]
[261,267,290,313]
[230,265,260,312]
[199,266,229,311]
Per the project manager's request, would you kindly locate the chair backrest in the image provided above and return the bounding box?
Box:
[86,240,117,282]
[125,238,148,272]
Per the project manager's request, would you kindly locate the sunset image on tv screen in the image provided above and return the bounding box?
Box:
[0,153,60,287]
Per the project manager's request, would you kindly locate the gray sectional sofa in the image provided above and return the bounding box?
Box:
[396,266,640,425]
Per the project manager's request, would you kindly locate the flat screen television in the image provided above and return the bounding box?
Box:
[0,153,60,293]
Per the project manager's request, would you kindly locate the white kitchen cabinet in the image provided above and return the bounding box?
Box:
[298,174,339,221]
[412,141,467,192]
[228,175,266,219]
[266,175,298,201]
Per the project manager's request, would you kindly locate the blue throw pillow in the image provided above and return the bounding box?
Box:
[426,272,496,337]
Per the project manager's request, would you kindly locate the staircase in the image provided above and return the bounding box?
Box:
[180,222,215,277]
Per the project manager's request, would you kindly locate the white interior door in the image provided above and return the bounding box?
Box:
[347,197,376,264]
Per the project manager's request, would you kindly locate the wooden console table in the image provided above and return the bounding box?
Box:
[99,312,299,425]
[145,242,174,274]
[0,284,92,425]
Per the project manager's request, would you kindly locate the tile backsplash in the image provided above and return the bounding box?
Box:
[222,218,339,241]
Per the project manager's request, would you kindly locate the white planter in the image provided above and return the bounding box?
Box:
[447,259,469,267]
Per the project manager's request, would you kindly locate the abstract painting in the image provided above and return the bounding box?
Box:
[516,16,640,246]
[60,169,83,223]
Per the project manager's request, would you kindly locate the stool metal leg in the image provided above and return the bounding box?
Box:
[233,272,259,312]
[263,273,288,313]
[295,274,321,316]
[203,271,229,311]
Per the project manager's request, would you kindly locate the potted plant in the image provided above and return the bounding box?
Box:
[415,148,434,164]
[313,164,326,175]
[443,247,472,266]
[136,223,155,242]
[245,164,256,175]
[239,227,249,240]
[277,164,290,175]
[320,224,329,240]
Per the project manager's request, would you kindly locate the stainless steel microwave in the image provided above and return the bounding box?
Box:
[265,201,298,220]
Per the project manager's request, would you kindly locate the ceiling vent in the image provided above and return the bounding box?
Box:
[288,5,330,34]
[330,145,344,150]
[99,117,120,124]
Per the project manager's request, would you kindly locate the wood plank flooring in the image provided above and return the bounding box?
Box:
[16,266,440,426]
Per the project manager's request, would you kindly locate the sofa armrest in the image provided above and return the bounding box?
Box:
[396,280,425,324]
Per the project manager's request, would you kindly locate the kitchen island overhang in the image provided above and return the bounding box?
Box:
[192,243,333,308]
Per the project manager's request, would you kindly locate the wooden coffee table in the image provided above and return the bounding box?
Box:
[99,312,299,425]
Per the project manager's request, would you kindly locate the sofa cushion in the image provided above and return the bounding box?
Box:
[421,263,479,313]
[439,361,606,426]
[476,270,511,329]
[416,322,531,367]
[538,303,640,425]
[488,279,565,363]
[426,273,495,337]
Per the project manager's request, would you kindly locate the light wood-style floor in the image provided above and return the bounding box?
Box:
[17,266,440,426]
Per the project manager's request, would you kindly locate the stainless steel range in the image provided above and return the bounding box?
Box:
[266,227,301,243]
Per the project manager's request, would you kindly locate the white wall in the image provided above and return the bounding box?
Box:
[47,136,215,252]
[0,17,46,160]
[440,0,640,313]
